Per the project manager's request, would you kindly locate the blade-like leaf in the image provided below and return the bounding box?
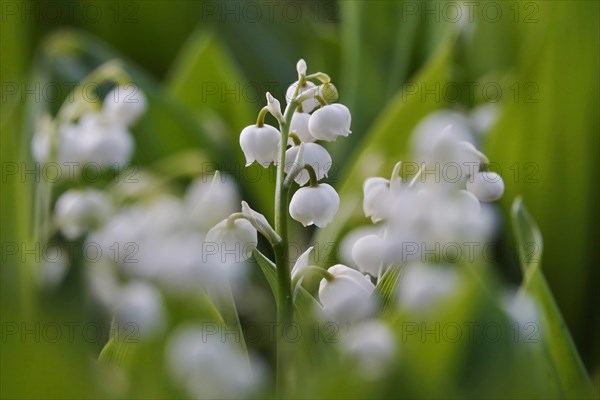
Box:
[253,249,279,307]
[512,198,593,398]
[373,266,402,315]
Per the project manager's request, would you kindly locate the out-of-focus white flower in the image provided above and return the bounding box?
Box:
[470,104,499,134]
[239,124,281,167]
[318,264,375,323]
[166,324,260,399]
[58,113,135,169]
[397,263,460,312]
[289,183,339,228]
[340,320,396,380]
[411,110,474,160]
[185,172,240,230]
[206,218,257,264]
[351,234,388,277]
[291,246,313,281]
[466,171,505,202]
[338,226,382,270]
[103,85,147,126]
[308,104,352,141]
[55,188,112,240]
[362,177,392,223]
[113,281,166,338]
[286,80,319,113]
[502,290,541,341]
[36,245,69,290]
[285,143,332,186]
[290,112,315,143]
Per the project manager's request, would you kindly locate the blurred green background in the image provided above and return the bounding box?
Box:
[1,0,598,397]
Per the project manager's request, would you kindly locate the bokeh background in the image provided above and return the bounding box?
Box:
[1,0,598,397]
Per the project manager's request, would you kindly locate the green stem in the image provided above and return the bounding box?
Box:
[256,106,270,127]
[274,95,299,397]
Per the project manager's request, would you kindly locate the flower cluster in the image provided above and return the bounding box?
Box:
[238,59,350,228]
[32,85,145,172]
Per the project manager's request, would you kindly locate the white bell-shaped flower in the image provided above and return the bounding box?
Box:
[55,188,112,240]
[363,177,392,222]
[103,85,147,126]
[308,104,352,141]
[290,112,315,142]
[318,264,375,323]
[289,183,339,228]
[185,172,239,230]
[113,281,166,338]
[351,234,388,277]
[466,171,504,202]
[286,80,319,113]
[206,217,257,264]
[166,324,260,399]
[58,113,135,169]
[285,143,332,186]
[239,124,281,167]
[341,320,396,380]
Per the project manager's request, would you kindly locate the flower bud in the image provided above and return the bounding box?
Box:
[286,80,320,113]
[239,124,281,167]
[103,85,147,126]
[285,143,332,186]
[466,171,504,202]
[308,104,352,141]
[362,177,392,222]
[290,112,315,143]
[206,218,257,263]
[266,92,283,121]
[319,82,338,103]
[318,264,375,323]
[55,188,112,240]
[289,183,339,228]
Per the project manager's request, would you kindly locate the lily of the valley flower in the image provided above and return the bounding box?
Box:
[290,112,315,143]
[185,172,240,231]
[308,103,352,141]
[362,177,392,223]
[466,171,505,202]
[318,264,375,323]
[397,263,460,312]
[351,233,388,277]
[289,183,339,228]
[340,320,396,380]
[206,217,258,263]
[286,80,320,113]
[113,281,166,338]
[55,188,112,240]
[59,113,135,169]
[239,124,281,167]
[103,85,147,126]
[284,143,332,186]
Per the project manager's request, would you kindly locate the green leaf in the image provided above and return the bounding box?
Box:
[313,32,457,266]
[253,249,279,307]
[373,266,402,315]
[511,198,593,398]
[486,2,599,351]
